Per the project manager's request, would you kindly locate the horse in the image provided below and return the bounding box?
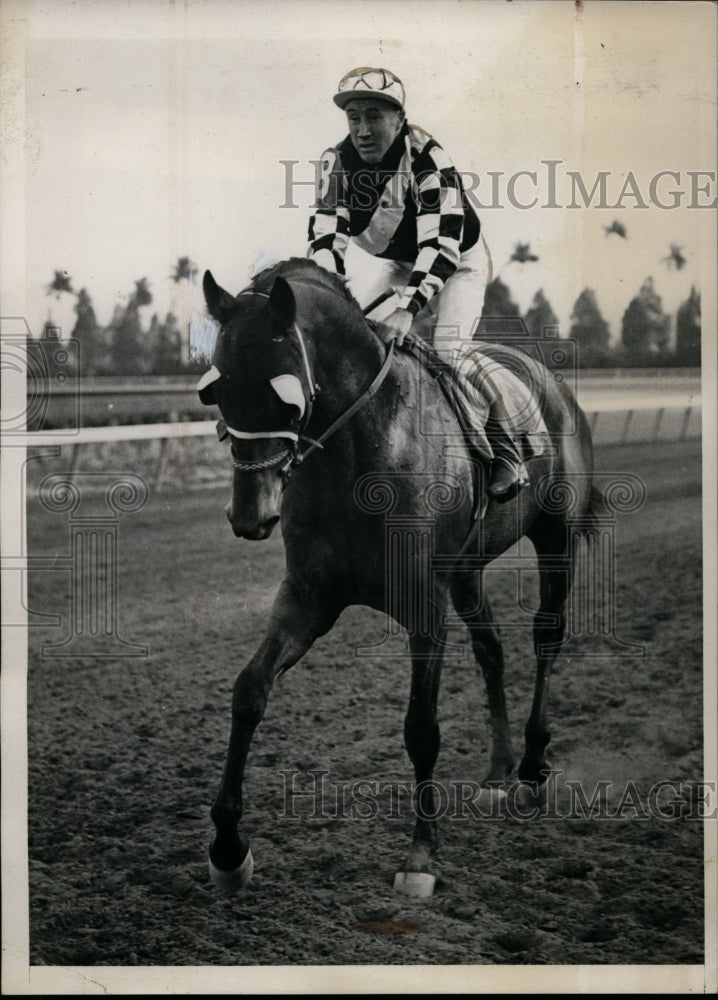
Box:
[197,256,599,895]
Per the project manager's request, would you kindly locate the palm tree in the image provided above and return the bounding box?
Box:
[497,241,538,275]
[45,270,75,298]
[661,243,687,270]
[604,220,627,239]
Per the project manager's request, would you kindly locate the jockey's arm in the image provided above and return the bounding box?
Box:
[307,148,350,274]
[396,150,465,317]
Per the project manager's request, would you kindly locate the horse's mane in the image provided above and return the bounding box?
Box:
[251,257,361,311]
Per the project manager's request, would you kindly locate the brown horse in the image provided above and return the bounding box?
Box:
[198,257,599,894]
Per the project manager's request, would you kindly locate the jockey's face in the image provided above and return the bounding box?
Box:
[344,99,403,164]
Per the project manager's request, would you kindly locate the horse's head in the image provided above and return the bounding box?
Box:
[198,269,316,540]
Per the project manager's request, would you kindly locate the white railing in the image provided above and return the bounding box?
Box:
[20,392,701,491]
[23,372,702,449]
[15,369,700,495]
[14,399,700,500]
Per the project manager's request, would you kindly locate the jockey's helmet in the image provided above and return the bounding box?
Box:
[333,67,405,111]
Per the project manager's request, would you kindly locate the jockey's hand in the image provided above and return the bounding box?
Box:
[375,307,414,348]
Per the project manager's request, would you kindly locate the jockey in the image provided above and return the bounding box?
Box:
[308,66,526,501]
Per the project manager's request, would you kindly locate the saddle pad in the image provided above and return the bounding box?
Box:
[452,343,551,458]
[404,335,551,464]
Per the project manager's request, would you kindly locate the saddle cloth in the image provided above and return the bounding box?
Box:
[405,336,552,463]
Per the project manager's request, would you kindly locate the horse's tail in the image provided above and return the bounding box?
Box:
[584,484,607,534]
[573,393,605,537]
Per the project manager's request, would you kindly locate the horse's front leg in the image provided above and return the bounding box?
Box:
[209,578,340,893]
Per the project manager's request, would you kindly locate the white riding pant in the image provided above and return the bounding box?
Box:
[347,234,493,366]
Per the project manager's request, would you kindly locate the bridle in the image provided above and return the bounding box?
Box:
[220,289,395,488]
[275,335,394,487]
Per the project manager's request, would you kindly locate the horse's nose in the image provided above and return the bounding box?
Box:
[224,498,279,539]
[225,500,242,534]
[225,500,243,536]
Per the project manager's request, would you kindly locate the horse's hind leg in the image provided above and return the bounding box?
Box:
[520,526,574,785]
[209,578,340,893]
[450,571,516,784]
[396,602,447,894]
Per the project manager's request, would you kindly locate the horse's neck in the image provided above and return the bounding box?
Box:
[303,298,387,422]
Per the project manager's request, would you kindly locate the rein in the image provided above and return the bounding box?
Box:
[278,339,395,482]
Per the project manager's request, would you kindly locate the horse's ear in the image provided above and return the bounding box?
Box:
[203,270,235,324]
[269,276,296,327]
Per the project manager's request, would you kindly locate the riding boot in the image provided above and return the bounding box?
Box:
[485,397,529,502]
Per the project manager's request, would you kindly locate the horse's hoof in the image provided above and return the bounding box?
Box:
[208,846,254,894]
[481,781,510,800]
[512,780,548,811]
[393,871,436,898]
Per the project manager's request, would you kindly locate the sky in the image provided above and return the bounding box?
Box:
[6,0,718,348]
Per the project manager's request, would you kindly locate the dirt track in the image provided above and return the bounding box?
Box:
[26,439,705,967]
